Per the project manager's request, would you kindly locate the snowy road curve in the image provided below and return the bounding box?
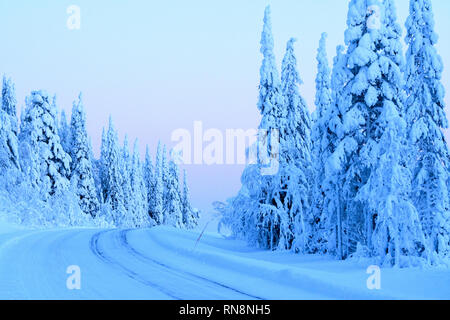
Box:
[1,225,449,299]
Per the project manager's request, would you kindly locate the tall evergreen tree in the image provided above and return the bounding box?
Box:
[100,127,108,201]
[251,6,289,250]
[101,116,125,224]
[121,135,133,219]
[357,0,426,266]
[166,159,183,228]
[311,33,332,253]
[130,140,151,227]
[327,0,425,265]
[153,142,164,224]
[19,91,71,197]
[280,38,313,252]
[69,93,100,217]
[322,45,350,258]
[0,76,19,171]
[405,0,450,259]
[144,146,157,222]
[2,76,18,133]
[222,6,307,250]
[161,144,170,223]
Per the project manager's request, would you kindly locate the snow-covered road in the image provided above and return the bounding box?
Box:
[1,223,449,300]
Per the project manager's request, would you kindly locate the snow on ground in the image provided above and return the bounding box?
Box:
[0,220,449,300]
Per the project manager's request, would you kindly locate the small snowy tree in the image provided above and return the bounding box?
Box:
[165,159,183,228]
[59,109,72,154]
[2,76,18,133]
[181,169,198,229]
[121,135,133,223]
[19,91,71,198]
[152,142,164,225]
[69,93,100,217]
[130,140,152,228]
[358,102,426,267]
[405,0,450,259]
[144,146,157,222]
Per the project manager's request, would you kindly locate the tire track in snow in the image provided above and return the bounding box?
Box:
[89,230,181,299]
[119,229,265,300]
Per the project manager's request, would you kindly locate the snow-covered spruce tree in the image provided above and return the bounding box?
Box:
[279,38,313,252]
[152,142,164,225]
[59,109,72,154]
[144,146,157,222]
[181,169,198,229]
[19,91,71,197]
[322,45,350,259]
[222,6,301,250]
[161,144,171,223]
[325,0,383,258]
[0,109,20,172]
[0,76,20,172]
[328,0,426,264]
[100,117,126,225]
[165,158,183,228]
[99,127,108,200]
[311,33,333,254]
[249,6,288,250]
[121,135,133,224]
[2,76,18,133]
[69,93,100,217]
[130,140,152,228]
[90,137,103,202]
[405,0,450,259]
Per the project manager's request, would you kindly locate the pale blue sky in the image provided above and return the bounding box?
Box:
[1,0,450,213]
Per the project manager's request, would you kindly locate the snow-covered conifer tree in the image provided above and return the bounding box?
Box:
[144,146,157,222]
[161,144,170,223]
[165,159,183,228]
[101,116,125,224]
[69,93,100,217]
[251,6,290,250]
[130,140,151,227]
[322,45,350,258]
[0,76,19,171]
[181,169,198,229]
[311,33,333,254]
[152,142,164,224]
[328,0,426,265]
[121,135,133,220]
[223,6,304,250]
[2,76,18,133]
[59,109,72,154]
[280,38,313,252]
[405,0,450,259]
[19,91,71,197]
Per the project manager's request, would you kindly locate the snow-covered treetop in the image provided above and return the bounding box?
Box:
[2,76,17,118]
[314,33,332,119]
[282,38,302,102]
[405,0,447,130]
[258,5,283,117]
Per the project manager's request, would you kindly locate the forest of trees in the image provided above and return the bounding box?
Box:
[222,0,450,267]
[0,84,199,230]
